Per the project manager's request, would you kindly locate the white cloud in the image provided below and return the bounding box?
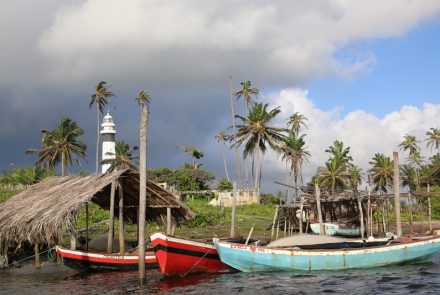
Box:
[250,89,440,191]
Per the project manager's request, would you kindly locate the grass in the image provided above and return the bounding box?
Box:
[0,188,21,203]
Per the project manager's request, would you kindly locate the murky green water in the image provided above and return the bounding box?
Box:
[2,256,440,294]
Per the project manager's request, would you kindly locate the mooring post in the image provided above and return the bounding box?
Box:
[315,184,324,235]
[230,182,237,237]
[166,207,172,235]
[118,182,125,255]
[107,179,116,254]
[393,152,402,238]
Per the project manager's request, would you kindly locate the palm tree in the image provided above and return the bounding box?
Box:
[104,141,138,172]
[90,81,115,175]
[235,81,259,113]
[287,112,308,135]
[368,153,394,193]
[426,128,440,154]
[28,118,87,176]
[401,164,418,191]
[177,144,204,169]
[215,131,230,181]
[234,102,286,191]
[399,134,419,156]
[325,140,353,167]
[280,131,310,201]
[26,129,57,171]
[348,164,363,192]
[135,89,150,283]
[318,158,350,193]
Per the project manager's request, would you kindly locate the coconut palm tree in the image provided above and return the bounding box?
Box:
[287,112,308,135]
[401,164,418,191]
[426,128,440,154]
[325,140,353,167]
[318,158,350,193]
[103,141,138,172]
[348,164,363,192]
[399,134,419,156]
[177,144,204,169]
[26,129,57,171]
[368,153,394,193]
[234,102,286,191]
[235,81,259,112]
[89,81,115,175]
[135,89,150,283]
[215,131,230,181]
[280,131,310,200]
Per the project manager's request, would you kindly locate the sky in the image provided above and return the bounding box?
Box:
[1,0,440,193]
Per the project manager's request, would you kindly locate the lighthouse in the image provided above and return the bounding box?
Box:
[101,112,117,174]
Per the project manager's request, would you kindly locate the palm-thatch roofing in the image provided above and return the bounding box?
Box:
[0,169,195,246]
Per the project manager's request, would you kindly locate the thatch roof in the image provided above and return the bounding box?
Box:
[0,169,195,246]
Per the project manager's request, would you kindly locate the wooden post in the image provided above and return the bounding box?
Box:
[270,205,279,240]
[276,218,280,240]
[283,218,287,237]
[166,207,172,235]
[408,191,413,237]
[381,201,387,235]
[428,184,433,232]
[0,240,8,269]
[230,182,237,237]
[393,151,402,238]
[138,98,149,284]
[357,196,365,239]
[107,179,116,254]
[34,243,40,269]
[86,202,89,252]
[315,184,324,235]
[70,232,77,250]
[118,183,125,255]
[299,196,304,234]
[245,227,254,245]
[367,186,372,237]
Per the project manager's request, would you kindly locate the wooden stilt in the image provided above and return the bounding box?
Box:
[315,184,324,235]
[393,152,402,238]
[283,218,287,237]
[428,184,433,232]
[367,186,372,237]
[245,227,254,245]
[34,243,40,269]
[118,183,125,255]
[270,205,279,240]
[357,196,365,239]
[408,191,413,237]
[86,202,89,252]
[276,218,280,240]
[70,231,77,250]
[107,180,116,254]
[299,196,304,234]
[167,207,172,235]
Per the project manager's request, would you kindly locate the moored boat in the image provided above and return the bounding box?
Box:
[214,236,440,272]
[310,223,339,235]
[150,232,232,277]
[56,246,157,272]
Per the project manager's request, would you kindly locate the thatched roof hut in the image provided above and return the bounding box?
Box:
[0,169,195,246]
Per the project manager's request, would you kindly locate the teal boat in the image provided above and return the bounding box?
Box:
[214,236,440,272]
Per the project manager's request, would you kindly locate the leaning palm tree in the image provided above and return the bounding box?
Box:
[399,134,419,156]
[234,102,286,192]
[135,89,150,283]
[280,131,310,201]
[89,81,115,174]
[287,112,308,135]
[318,158,350,193]
[26,129,58,171]
[426,128,440,154]
[104,141,138,172]
[368,153,394,193]
[215,131,230,181]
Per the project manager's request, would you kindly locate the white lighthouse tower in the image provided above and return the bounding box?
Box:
[101,112,117,174]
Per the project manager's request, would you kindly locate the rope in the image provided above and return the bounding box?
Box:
[6,247,55,268]
[180,248,213,278]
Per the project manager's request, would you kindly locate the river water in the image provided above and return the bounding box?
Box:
[2,256,440,294]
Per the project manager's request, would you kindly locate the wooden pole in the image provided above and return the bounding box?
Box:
[138,99,149,284]
[107,179,116,254]
[245,227,254,245]
[270,205,279,240]
[408,191,413,237]
[118,183,125,255]
[86,202,89,252]
[276,218,280,240]
[34,243,40,269]
[70,231,77,250]
[428,184,433,232]
[315,184,324,235]
[367,186,372,237]
[166,207,172,235]
[393,151,402,238]
[357,196,365,239]
[283,218,287,237]
[229,77,243,190]
[230,182,237,237]
[299,196,304,234]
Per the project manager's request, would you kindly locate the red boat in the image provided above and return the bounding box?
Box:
[150,232,233,277]
[55,246,158,272]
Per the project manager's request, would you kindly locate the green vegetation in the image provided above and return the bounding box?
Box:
[0,188,21,203]
[148,166,215,191]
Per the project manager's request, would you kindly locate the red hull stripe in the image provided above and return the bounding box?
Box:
[56,248,157,265]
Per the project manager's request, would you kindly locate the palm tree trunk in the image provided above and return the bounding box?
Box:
[96,105,100,175]
[221,142,230,181]
[138,104,149,284]
[61,153,65,176]
[229,77,243,190]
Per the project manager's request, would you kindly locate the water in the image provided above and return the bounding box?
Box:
[2,257,440,295]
